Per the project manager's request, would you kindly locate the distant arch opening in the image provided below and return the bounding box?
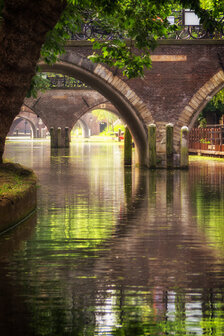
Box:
[72,119,90,138]
[72,108,125,142]
[8,117,36,138]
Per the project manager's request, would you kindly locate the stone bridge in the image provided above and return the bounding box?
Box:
[8,109,41,138]
[24,89,119,139]
[10,99,116,139]
[24,39,224,168]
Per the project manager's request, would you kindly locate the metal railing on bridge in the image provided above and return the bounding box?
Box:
[69,9,224,41]
[46,75,90,90]
[164,9,224,40]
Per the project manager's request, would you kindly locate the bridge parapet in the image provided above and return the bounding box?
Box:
[46,74,90,90]
[69,9,224,41]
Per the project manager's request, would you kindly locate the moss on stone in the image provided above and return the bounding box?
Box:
[148,124,156,168]
[180,126,189,168]
[166,123,173,168]
[124,127,132,166]
[189,155,224,162]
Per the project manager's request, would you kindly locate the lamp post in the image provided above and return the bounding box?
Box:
[25,120,28,135]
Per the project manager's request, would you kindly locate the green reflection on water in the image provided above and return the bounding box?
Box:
[36,203,116,249]
[195,189,224,253]
[191,164,224,256]
[2,142,224,336]
[201,316,224,336]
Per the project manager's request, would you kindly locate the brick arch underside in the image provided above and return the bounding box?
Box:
[38,55,151,165]
[71,101,121,129]
[88,102,120,118]
[21,104,49,131]
[175,70,224,147]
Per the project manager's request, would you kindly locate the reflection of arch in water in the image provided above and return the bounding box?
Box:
[10,117,36,138]
[94,168,224,292]
[39,54,150,166]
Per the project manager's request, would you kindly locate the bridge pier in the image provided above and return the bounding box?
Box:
[166,123,174,169]
[36,128,40,139]
[147,124,189,169]
[50,127,71,148]
[124,126,132,166]
[148,124,156,168]
[180,126,189,168]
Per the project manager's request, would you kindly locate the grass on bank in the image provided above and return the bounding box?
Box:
[189,155,224,163]
[0,162,36,200]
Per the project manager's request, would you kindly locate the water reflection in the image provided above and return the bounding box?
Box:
[1,141,224,335]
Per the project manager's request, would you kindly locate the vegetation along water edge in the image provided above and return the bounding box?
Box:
[0,162,37,233]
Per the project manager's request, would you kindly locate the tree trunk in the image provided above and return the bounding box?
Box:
[0,113,15,163]
[0,0,67,162]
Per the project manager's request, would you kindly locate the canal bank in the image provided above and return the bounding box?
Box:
[0,162,37,233]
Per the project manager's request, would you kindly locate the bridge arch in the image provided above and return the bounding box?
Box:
[70,101,120,129]
[87,102,119,118]
[71,104,121,138]
[175,70,224,147]
[73,118,90,138]
[10,116,37,138]
[38,52,153,165]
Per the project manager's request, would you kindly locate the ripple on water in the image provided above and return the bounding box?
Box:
[0,141,224,335]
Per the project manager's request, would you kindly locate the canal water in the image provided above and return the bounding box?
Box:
[1,140,224,336]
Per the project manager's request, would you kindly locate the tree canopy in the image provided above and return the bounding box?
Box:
[42,0,224,72]
[1,0,223,96]
[16,0,222,96]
